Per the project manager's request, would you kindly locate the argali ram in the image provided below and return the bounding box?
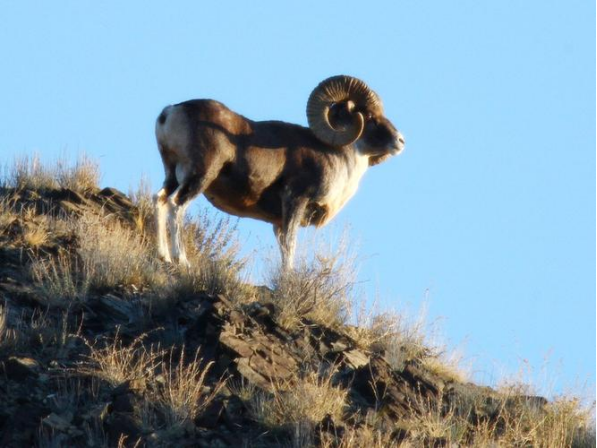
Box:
[154,75,405,269]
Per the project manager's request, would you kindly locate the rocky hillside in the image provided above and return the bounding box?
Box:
[0,172,592,447]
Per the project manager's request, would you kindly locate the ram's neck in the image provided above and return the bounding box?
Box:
[313,150,369,227]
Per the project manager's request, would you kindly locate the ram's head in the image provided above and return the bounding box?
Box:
[306,75,405,165]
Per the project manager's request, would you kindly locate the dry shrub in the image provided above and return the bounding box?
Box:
[56,154,100,192]
[267,235,357,330]
[319,424,401,448]
[8,308,81,358]
[75,211,166,291]
[84,332,160,387]
[164,208,247,299]
[31,210,165,303]
[31,253,89,305]
[86,336,225,434]
[0,304,16,353]
[19,206,54,248]
[486,385,595,448]
[0,305,6,343]
[6,153,100,193]
[22,221,50,248]
[351,305,428,361]
[405,397,467,446]
[18,206,72,250]
[0,196,18,234]
[395,384,595,447]
[37,374,109,448]
[351,301,468,382]
[245,368,347,429]
[128,175,154,234]
[147,348,226,430]
[8,153,58,191]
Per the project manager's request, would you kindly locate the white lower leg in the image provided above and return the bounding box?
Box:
[168,197,190,266]
[284,233,297,271]
[175,204,190,266]
[279,231,297,271]
[155,189,172,262]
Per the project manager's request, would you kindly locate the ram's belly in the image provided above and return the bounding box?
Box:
[204,178,282,225]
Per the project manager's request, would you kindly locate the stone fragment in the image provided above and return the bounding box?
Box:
[42,412,73,432]
[343,349,369,369]
[2,356,40,380]
[220,332,255,358]
[236,358,270,389]
[93,294,137,323]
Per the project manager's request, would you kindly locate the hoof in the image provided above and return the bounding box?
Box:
[176,256,191,268]
[158,254,173,264]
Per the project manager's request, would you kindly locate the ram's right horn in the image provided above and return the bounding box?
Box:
[306,75,383,147]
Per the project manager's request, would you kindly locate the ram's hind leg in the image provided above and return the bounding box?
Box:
[168,169,218,267]
[155,169,179,263]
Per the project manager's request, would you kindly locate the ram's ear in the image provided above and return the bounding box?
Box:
[368,153,393,166]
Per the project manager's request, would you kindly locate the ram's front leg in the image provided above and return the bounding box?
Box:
[275,195,309,271]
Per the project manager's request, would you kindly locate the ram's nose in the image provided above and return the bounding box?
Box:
[394,131,406,154]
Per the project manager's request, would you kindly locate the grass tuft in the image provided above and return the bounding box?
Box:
[56,154,100,192]
[5,152,100,193]
[83,331,160,387]
[146,348,226,430]
[244,367,347,429]
[162,209,247,300]
[30,253,89,305]
[8,153,58,191]
[75,211,166,291]
[128,175,154,234]
[267,236,357,330]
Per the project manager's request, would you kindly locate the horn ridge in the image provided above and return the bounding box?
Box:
[306,75,382,147]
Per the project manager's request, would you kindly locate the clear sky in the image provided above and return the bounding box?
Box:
[1,1,594,397]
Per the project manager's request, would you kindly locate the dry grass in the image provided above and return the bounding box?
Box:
[22,221,50,248]
[4,153,100,193]
[267,236,357,330]
[352,306,429,367]
[0,304,16,353]
[18,207,55,249]
[85,335,226,437]
[8,153,59,191]
[9,308,81,358]
[30,210,167,303]
[350,301,469,382]
[319,425,402,448]
[489,386,595,448]
[75,211,166,291]
[324,387,594,447]
[37,375,110,448]
[243,368,347,429]
[162,209,247,300]
[0,196,18,234]
[128,175,154,234]
[30,201,246,307]
[30,253,89,305]
[55,154,100,192]
[392,385,595,447]
[146,348,226,430]
[83,332,160,387]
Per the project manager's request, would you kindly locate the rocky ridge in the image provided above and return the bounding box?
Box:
[0,185,567,447]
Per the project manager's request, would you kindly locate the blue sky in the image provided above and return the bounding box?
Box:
[1,1,594,396]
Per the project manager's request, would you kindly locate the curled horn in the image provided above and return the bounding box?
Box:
[306,75,383,147]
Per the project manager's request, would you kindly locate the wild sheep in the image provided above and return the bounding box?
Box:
[155,75,405,269]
